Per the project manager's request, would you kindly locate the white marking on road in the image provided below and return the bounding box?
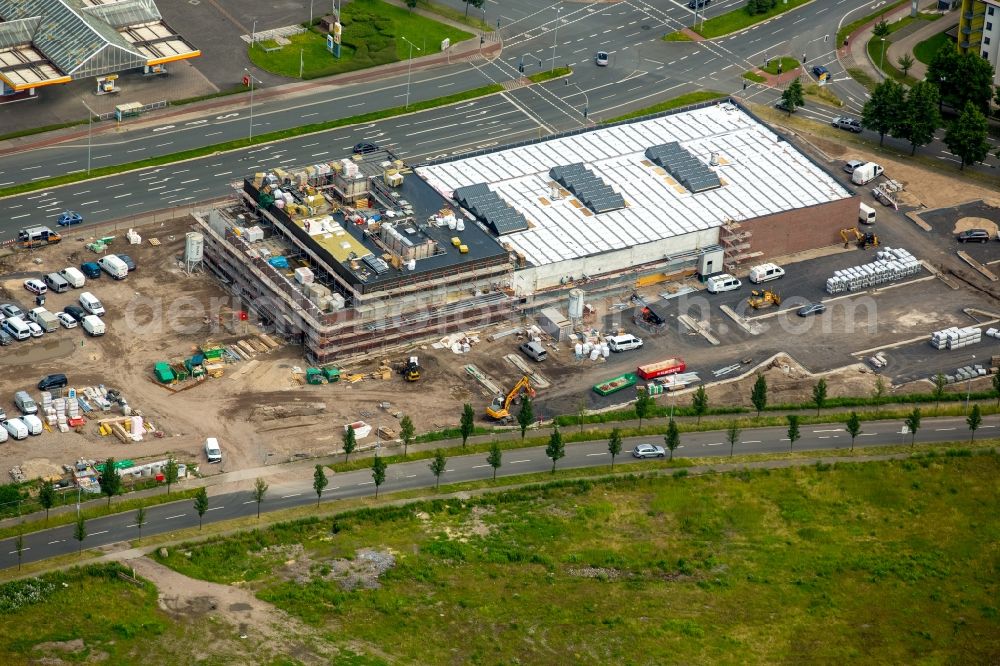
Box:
[818,436,839,439]
[79,200,98,205]
[935,427,957,431]
[164,514,185,520]
[48,540,63,544]
[706,443,723,447]
[405,475,416,478]
[586,452,607,456]
[358,481,375,485]
[812,429,842,433]
[779,438,790,441]
[153,125,176,132]
[56,160,77,166]
[207,506,224,511]
[91,530,109,536]
[742,440,761,444]
[471,464,490,468]
[180,178,198,184]
[242,500,256,504]
[281,493,302,499]
[11,213,29,219]
[126,148,146,153]
[302,112,318,118]
[155,142,173,147]
[213,171,232,177]
[105,182,124,188]
[510,459,531,464]
[859,433,877,436]
[113,193,130,199]
[8,548,30,554]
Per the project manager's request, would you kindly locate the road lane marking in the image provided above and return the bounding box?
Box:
[358,481,375,485]
[859,433,877,436]
[164,514,185,520]
[742,440,761,444]
[281,493,302,499]
[510,459,531,464]
[8,548,30,554]
[91,530,109,536]
[706,443,723,446]
[818,436,839,439]
[935,428,957,431]
[813,429,842,433]
[242,500,256,504]
[586,452,606,457]
[207,506,224,511]
[471,464,490,468]
[48,540,63,544]
[405,474,416,478]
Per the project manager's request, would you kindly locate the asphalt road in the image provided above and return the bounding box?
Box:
[2,414,995,570]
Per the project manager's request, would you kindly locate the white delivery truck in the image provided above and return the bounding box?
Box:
[59,266,86,288]
[98,254,128,280]
[607,334,644,352]
[28,307,59,333]
[205,437,223,463]
[748,263,786,284]
[858,202,877,225]
[851,162,884,185]
[79,292,105,316]
[82,314,105,336]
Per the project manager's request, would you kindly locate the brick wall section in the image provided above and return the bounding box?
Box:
[741,196,857,258]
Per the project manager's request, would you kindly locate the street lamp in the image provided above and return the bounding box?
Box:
[243,68,263,143]
[966,354,976,411]
[565,79,590,120]
[551,6,562,72]
[81,99,96,174]
[401,36,421,110]
[879,37,886,76]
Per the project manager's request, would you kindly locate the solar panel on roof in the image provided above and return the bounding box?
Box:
[453,182,529,235]
[645,141,721,193]
[549,162,624,215]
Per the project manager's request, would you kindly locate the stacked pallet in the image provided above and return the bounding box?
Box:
[40,392,83,432]
[825,247,921,294]
[985,328,1000,340]
[942,364,988,384]
[929,326,981,350]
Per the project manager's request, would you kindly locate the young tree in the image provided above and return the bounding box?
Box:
[163,457,179,495]
[872,19,890,39]
[608,428,623,469]
[400,415,416,457]
[871,376,887,416]
[252,477,268,519]
[135,506,147,542]
[897,53,914,77]
[750,374,768,417]
[967,404,982,442]
[73,514,87,555]
[517,396,534,441]
[429,449,447,489]
[15,531,24,571]
[780,78,804,114]
[726,422,741,458]
[464,0,484,18]
[691,386,708,424]
[904,407,921,448]
[665,419,680,461]
[944,101,991,170]
[862,79,906,145]
[932,373,947,413]
[896,81,942,156]
[812,378,828,416]
[99,458,122,508]
[927,43,960,110]
[371,455,387,498]
[487,442,503,480]
[194,487,209,529]
[309,465,327,506]
[342,425,357,462]
[406,0,417,10]
[634,390,653,432]
[546,425,565,473]
[786,414,800,452]
[460,403,475,448]
[993,372,1000,407]
[38,479,56,522]
[845,411,862,451]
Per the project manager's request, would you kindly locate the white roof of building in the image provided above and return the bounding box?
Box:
[417,103,852,267]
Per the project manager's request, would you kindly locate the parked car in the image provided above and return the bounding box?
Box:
[57,312,78,329]
[26,321,43,337]
[956,229,992,243]
[38,374,68,391]
[57,210,83,227]
[352,142,379,155]
[63,305,87,322]
[80,262,101,279]
[116,254,136,272]
[595,51,609,66]
[775,99,800,113]
[688,0,711,7]
[632,444,666,459]
[797,302,827,317]
[843,159,864,174]
[24,279,47,295]
[812,65,829,78]
[0,329,12,346]
[831,116,862,133]
[0,303,24,319]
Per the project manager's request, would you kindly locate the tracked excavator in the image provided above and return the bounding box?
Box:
[486,376,536,423]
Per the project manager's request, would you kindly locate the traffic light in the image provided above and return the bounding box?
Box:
[518,61,525,73]
[242,75,250,87]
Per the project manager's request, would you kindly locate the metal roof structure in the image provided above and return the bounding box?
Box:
[417,103,852,268]
[453,183,530,235]
[0,0,199,91]
[549,162,626,214]
[645,142,722,193]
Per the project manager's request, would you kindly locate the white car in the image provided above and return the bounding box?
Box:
[26,321,43,337]
[57,312,78,329]
[24,279,47,295]
[632,444,666,459]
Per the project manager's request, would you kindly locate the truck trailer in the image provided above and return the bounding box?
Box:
[17,226,61,249]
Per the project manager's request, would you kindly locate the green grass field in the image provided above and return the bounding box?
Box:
[914,31,951,65]
[695,0,811,39]
[145,454,1000,663]
[248,0,471,79]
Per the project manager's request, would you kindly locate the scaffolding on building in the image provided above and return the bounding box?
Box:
[719,219,762,273]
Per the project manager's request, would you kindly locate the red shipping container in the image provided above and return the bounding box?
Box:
[637,358,686,380]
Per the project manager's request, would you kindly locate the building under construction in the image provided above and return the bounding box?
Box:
[196,100,856,362]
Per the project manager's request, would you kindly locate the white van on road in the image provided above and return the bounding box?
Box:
[748,263,785,284]
[706,273,742,293]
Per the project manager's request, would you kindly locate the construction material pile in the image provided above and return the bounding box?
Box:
[929,326,981,350]
[938,363,989,384]
[40,391,84,431]
[824,247,921,294]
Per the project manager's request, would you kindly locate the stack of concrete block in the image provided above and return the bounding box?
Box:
[945,365,989,383]
[825,247,922,294]
[930,326,982,350]
[986,328,1000,340]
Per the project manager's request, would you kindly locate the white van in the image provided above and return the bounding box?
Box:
[79,292,105,316]
[82,314,105,336]
[519,341,548,362]
[859,202,877,225]
[205,437,223,463]
[21,414,42,436]
[2,317,31,341]
[98,255,128,280]
[706,273,742,294]
[3,418,28,440]
[0,426,7,443]
[59,266,86,288]
[14,390,37,415]
[748,263,785,284]
[607,334,644,352]
[44,272,71,293]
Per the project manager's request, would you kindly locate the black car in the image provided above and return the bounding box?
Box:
[63,305,87,322]
[797,303,827,317]
[956,229,992,243]
[352,142,379,155]
[117,254,136,272]
[688,0,710,7]
[38,373,68,391]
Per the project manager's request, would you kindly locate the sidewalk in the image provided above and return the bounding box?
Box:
[840,2,916,83]
[887,15,957,81]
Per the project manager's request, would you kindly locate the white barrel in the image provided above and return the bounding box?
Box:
[582,342,592,355]
[407,259,416,270]
[185,232,204,262]
[601,344,610,358]
[568,288,585,318]
[448,217,457,230]
[589,348,600,361]
[574,343,583,356]
[456,219,465,231]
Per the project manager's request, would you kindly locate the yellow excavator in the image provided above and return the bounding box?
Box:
[747,289,782,309]
[486,376,536,422]
[840,227,879,249]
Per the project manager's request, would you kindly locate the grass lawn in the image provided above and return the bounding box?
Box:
[248,0,471,79]
[602,90,726,123]
[663,31,693,42]
[837,0,909,44]
[762,56,800,76]
[149,454,1000,663]
[914,31,952,65]
[804,83,844,108]
[867,37,919,86]
[695,0,811,39]
[743,71,766,82]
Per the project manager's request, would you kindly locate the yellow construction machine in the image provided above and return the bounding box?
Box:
[486,376,536,422]
[747,289,782,309]
[840,227,879,249]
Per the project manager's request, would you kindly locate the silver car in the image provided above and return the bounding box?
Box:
[632,444,666,459]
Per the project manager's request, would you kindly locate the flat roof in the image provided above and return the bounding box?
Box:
[417,103,852,267]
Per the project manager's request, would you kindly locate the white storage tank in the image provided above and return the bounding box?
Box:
[185,232,204,262]
[568,288,585,319]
